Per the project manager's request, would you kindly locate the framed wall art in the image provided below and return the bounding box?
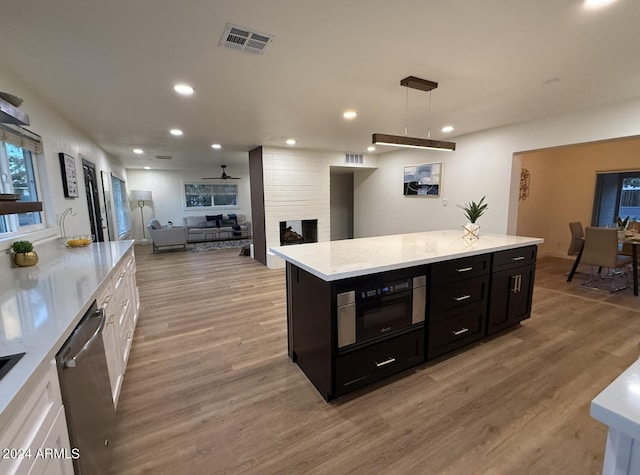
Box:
[403,162,442,197]
[59,153,79,198]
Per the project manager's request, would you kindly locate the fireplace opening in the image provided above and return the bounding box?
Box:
[280,219,318,246]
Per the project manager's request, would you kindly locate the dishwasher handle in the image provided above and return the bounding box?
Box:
[63,308,106,368]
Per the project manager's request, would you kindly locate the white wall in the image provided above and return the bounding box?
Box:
[355,98,640,239]
[263,147,378,268]
[0,68,126,268]
[125,167,252,240]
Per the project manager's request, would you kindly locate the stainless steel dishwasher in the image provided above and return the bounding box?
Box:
[56,300,115,474]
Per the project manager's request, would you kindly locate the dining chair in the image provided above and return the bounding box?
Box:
[580,226,632,292]
[567,221,584,256]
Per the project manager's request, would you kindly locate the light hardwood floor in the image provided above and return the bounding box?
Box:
[111,247,640,475]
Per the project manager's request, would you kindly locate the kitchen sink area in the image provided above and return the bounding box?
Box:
[0,353,25,381]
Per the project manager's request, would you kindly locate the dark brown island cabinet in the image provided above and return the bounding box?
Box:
[280,241,539,401]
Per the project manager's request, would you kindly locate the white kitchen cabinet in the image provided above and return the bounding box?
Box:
[0,362,73,475]
[97,248,139,408]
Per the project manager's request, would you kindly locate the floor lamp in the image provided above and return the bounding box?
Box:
[129,190,152,243]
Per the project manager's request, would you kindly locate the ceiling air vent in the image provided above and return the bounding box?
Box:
[219,23,274,55]
[345,153,363,165]
[155,155,172,160]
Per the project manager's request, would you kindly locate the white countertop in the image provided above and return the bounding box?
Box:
[0,239,134,427]
[591,359,640,441]
[270,230,544,281]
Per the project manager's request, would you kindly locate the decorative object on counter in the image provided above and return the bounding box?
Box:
[59,207,76,238]
[458,196,488,240]
[372,76,456,152]
[519,168,530,201]
[65,235,94,247]
[11,240,38,267]
[58,153,79,198]
[129,190,152,242]
[403,163,442,196]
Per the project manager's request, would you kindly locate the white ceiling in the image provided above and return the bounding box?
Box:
[1,0,639,172]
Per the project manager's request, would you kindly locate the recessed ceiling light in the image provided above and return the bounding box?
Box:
[583,0,617,8]
[286,139,296,146]
[211,143,222,149]
[441,125,455,133]
[143,166,151,170]
[170,129,183,136]
[343,110,358,120]
[174,84,195,95]
[133,148,144,155]
[367,146,376,152]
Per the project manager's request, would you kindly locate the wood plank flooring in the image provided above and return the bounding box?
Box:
[111,248,640,475]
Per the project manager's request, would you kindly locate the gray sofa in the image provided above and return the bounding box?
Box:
[183,214,251,243]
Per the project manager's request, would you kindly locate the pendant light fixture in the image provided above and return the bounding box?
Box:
[372,76,456,152]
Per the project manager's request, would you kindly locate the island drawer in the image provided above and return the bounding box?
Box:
[492,245,537,271]
[427,306,486,359]
[335,328,424,397]
[429,274,489,320]
[431,254,490,285]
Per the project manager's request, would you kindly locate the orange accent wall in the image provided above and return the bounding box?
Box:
[516,135,640,257]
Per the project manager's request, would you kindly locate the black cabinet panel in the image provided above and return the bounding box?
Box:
[487,263,535,335]
[430,254,490,285]
[335,329,424,397]
[492,246,537,272]
[427,306,486,359]
[429,275,489,320]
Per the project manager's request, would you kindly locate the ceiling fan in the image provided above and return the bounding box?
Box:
[202,165,240,180]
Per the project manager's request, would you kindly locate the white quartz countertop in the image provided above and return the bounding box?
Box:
[270,230,544,281]
[591,359,640,441]
[0,239,134,426]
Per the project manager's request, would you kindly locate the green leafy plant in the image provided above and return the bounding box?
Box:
[616,216,629,228]
[11,240,34,253]
[458,196,488,224]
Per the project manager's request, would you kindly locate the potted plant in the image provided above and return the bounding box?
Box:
[11,240,38,267]
[458,196,488,239]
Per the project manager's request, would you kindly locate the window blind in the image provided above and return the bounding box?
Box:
[0,124,43,153]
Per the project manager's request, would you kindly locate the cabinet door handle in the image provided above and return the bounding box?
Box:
[511,256,525,261]
[454,294,471,301]
[517,274,522,292]
[456,267,473,273]
[375,357,396,367]
[452,328,469,336]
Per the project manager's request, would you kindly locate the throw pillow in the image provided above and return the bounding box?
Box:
[227,213,238,224]
[206,214,222,227]
[149,219,162,229]
[198,221,218,228]
[220,218,236,227]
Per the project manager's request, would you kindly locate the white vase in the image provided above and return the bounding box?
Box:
[463,223,480,240]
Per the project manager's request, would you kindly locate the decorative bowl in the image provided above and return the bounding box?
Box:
[63,235,94,247]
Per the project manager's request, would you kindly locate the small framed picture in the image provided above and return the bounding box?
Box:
[59,153,79,198]
[403,162,442,197]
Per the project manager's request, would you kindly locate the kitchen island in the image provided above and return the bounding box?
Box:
[0,239,138,475]
[591,358,640,475]
[270,230,543,401]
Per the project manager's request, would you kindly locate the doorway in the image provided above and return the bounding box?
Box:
[592,171,640,227]
[82,158,105,242]
[330,168,354,240]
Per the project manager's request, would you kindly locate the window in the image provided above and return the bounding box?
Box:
[111,174,131,238]
[0,125,44,236]
[184,182,238,209]
[592,172,640,226]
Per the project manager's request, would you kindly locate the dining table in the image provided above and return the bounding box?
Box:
[567,233,640,296]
